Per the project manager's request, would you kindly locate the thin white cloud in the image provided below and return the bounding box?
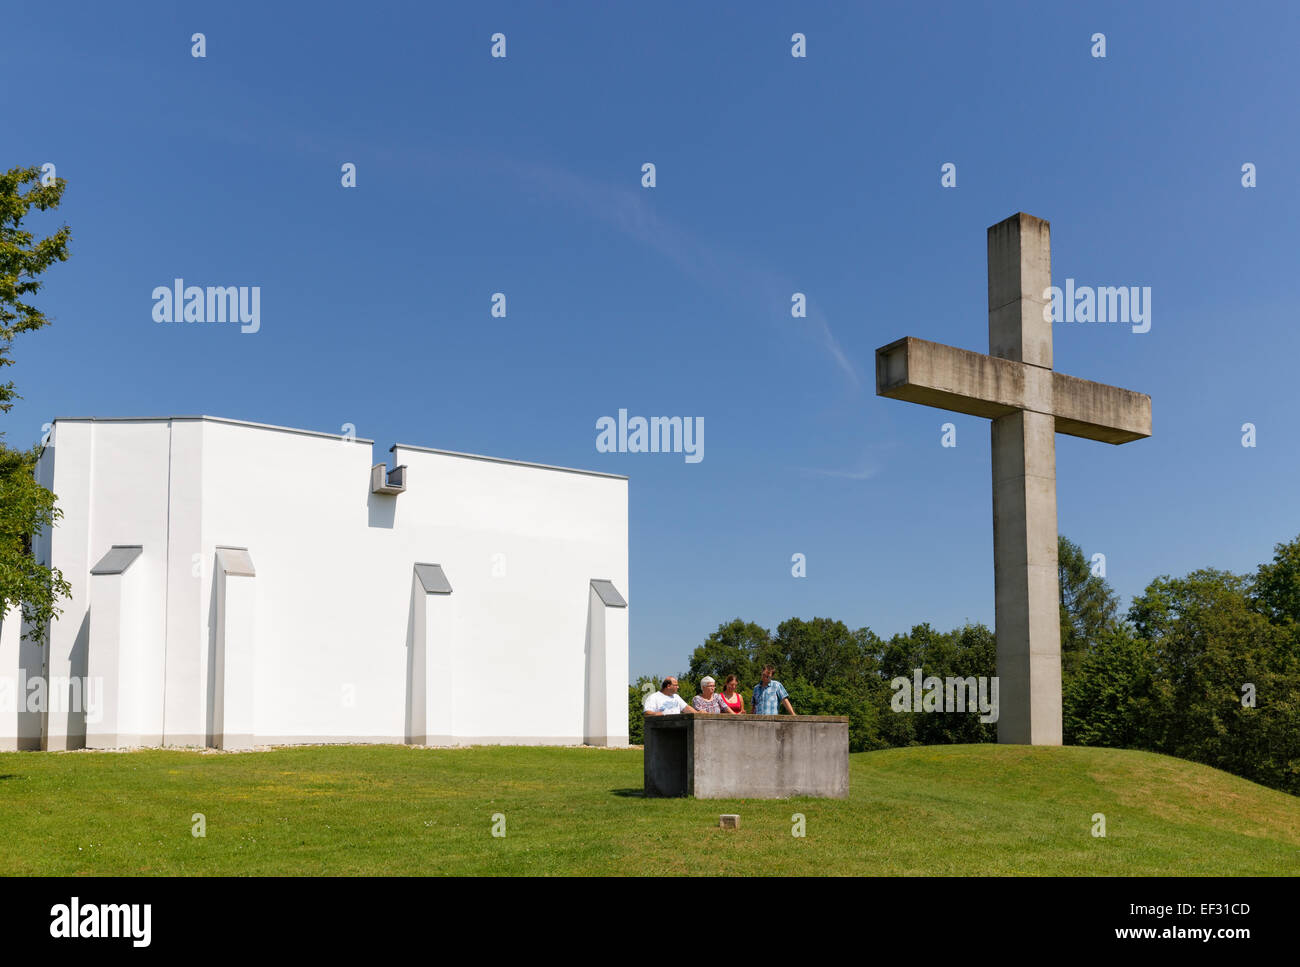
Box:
[797,461,880,480]
[491,156,860,387]
[188,118,861,386]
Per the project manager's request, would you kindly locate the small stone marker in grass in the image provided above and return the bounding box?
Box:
[719,815,740,829]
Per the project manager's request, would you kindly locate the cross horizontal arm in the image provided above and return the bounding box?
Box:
[1051,371,1151,444]
[875,337,1151,445]
[876,337,1031,419]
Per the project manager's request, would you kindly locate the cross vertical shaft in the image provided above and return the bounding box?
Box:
[875,213,1150,746]
[987,213,1061,744]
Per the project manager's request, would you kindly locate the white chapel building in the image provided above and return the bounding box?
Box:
[0,416,629,751]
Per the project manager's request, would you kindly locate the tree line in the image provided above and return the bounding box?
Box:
[1,166,72,638]
[630,535,1300,796]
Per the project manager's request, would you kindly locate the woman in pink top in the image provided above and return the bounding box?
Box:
[718,675,745,714]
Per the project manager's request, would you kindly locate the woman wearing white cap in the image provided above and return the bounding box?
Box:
[692,676,733,714]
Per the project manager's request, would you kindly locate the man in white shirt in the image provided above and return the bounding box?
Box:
[643,677,696,716]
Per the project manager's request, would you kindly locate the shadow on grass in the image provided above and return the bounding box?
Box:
[610,788,646,797]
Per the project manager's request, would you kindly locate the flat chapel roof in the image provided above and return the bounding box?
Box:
[48,415,628,481]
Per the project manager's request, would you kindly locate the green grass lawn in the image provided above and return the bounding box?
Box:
[0,743,1296,875]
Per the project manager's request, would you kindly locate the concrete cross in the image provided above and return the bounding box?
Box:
[875,213,1151,745]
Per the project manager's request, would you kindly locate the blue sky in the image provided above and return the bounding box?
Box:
[7,1,1299,678]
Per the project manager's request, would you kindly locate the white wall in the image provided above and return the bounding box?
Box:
[163,420,204,744]
[12,416,629,749]
[42,421,170,748]
[0,602,43,750]
[388,444,628,742]
[198,419,390,742]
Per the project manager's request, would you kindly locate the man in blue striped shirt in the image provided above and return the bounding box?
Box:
[752,665,796,715]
